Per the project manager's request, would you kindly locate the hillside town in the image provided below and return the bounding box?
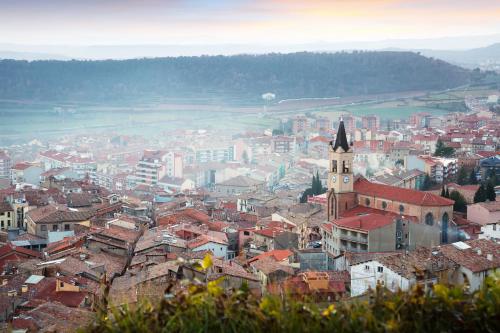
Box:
[0,97,499,331]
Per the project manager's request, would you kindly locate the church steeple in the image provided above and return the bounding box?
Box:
[327,118,355,220]
[332,119,350,152]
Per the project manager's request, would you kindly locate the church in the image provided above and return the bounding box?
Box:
[322,120,457,256]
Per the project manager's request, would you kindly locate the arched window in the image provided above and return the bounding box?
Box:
[441,213,449,243]
[425,213,434,226]
[381,201,387,210]
[399,204,405,213]
[365,198,371,206]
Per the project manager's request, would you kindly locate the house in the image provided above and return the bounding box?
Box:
[322,211,441,256]
[467,201,500,226]
[181,256,260,292]
[350,247,457,296]
[0,201,14,230]
[439,239,500,292]
[270,271,349,301]
[187,234,229,259]
[158,175,195,193]
[25,205,94,238]
[11,302,95,332]
[87,226,142,257]
[250,257,295,293]
[215,175,266,196]
[109,261,180,307]
[0,243,42,271]
[248,249,294,264]
[10,162,44,185]
[40,167,79,183]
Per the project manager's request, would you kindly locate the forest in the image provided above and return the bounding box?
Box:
[0,51,476,103]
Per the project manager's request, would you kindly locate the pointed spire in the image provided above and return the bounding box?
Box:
[333,119,350,152]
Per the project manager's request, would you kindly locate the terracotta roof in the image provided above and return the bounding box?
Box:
[12,302,94,332]
[218,175,265,187]
[354,177,454,207]
[476,201,500,213]
[250,257,295,275]
[12,162,33,170]
[248,249,293,264]
[26,205,94,224]
[439,239,500,273]
[377,247,457,280]
[187,234,228,249]
[0,201,13,213]
[253,227,285,238]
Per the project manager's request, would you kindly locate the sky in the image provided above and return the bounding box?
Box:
[1,0,500,46]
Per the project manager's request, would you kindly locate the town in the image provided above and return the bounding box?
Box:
[0,92,499,331]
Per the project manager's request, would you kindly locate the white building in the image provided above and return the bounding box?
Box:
[0,150,12,179]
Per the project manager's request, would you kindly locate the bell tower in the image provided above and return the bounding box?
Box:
[327,119,355,220]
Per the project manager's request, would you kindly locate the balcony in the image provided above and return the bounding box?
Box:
[339,234,368,244]
[340,244,367,253]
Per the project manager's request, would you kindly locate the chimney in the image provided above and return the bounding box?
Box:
[486,254,493,261]
[476,249,482,256]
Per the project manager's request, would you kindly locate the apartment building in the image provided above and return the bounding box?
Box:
[0,150,11,179]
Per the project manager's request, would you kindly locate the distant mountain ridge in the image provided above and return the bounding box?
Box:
[0,51,473,103]
[418,43,500,68]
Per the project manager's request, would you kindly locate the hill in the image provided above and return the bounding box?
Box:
[419,43,500,69]
[0,51,473,103]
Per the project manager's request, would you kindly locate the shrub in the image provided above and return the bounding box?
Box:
[86,273,500,333]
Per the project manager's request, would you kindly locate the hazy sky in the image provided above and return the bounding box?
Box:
[1,0,500,45]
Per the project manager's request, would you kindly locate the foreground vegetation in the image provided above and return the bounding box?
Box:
[87,273,500,333]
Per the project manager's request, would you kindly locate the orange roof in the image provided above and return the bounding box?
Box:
[354,177,454,207]
[248,249,294,263]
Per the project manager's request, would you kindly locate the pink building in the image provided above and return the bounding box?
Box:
[467,201,500,226]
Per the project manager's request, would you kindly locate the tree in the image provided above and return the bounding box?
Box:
[300,188,314,203]
[449,190,467,213]
[486,182,497,202]
[301,172,326,203]
[441,186,446,197]
[421,174,432,191]
[445,187,450,198]
[272,129,284,136]
[473,184,487,203]
[456,166,468,185]
[434,139,455,157]
[469,169,478,185]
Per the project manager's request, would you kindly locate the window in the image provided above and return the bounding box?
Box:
[382,201,387,209]
[493,224,497,231]
[399,205,404,213]
[60,282,65,287]
[425,213,434,226]
[0,221,3,228]
[365,198,370,206]
[7,212,10,217]
[365,265,370,271]
[64,224,70,231]
[41,225,47,231]
[243,231,250,236]
[52,225,58,231]
[377,266,384,273]
[332,160,338,173]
